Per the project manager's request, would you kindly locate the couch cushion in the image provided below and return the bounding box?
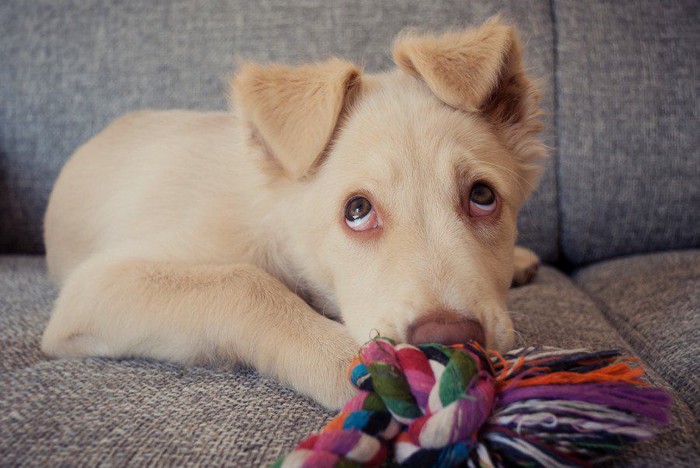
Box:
[554,0,700,265]
[510,266,699,466]
[0,256,339,464]
[574,250,700,414]
[0,256,56,373]
[0,0,558,261]
[1,256,697,465]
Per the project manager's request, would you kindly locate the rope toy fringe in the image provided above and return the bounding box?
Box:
[275,338,671,467]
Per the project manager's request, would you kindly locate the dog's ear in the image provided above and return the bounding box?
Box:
[231,58,362,179]
[392,17,545,185]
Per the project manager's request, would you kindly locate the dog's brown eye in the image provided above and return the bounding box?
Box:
[470,184,495,205]
[344,196,379,231]
[345,197,371,221]
[469,183,497,217]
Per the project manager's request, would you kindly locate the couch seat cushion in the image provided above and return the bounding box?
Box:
[1,256,697,465]
[0,256,332,464]
[575,250,700,414]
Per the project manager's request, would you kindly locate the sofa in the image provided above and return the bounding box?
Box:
[1,0,698,465]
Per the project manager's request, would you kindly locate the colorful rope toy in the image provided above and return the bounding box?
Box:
[275,338,671,467]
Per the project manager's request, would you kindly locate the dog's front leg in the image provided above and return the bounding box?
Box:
[41,255,358,409]
[512,246,540,286]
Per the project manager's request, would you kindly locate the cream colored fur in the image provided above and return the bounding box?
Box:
[42,18,545,409]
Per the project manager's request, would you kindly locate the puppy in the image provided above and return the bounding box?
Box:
[41,18,545,409]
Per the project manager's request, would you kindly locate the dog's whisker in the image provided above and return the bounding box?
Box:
[292,274,303,297]
[512,328,528,347]
[319,297,333,318]
[478,160,534,193]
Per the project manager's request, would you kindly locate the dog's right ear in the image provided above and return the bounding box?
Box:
[231,58,362,180]
[392,18,546,192]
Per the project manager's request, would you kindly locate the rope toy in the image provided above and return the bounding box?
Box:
[275,338,671,467]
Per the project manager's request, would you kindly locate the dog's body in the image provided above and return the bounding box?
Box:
[42,19,545,409]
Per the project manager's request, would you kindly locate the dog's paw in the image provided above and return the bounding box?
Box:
[512,246,540,287]
[314,344,358,411]
[316,370,357,411]
[295,326,359,411]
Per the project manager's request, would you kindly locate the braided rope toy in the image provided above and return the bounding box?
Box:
[275,338,671,467]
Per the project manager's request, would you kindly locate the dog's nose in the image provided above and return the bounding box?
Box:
[407,312,485,346]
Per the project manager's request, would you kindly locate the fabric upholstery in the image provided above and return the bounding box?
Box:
[509,267,699,466]
[554,0,700,265]
[0,256,337,464]
[2,1,699,465]
[1,257,698,465]
[575,250,700,415]
[0,0,558,261]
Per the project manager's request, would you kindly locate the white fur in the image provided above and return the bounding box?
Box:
[42,20,544,409]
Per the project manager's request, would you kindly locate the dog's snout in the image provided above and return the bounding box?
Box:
[407,312,485,346]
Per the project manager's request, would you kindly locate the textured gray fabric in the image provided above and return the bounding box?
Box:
[554,0,700,265]
[510,267,699,466]
[0,0,558,261]
[0,256,55,374]
[575,250,700,415]
[0,256,335,465]
[2,256,698,465]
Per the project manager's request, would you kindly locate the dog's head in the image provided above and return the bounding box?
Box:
[232,18,545,351]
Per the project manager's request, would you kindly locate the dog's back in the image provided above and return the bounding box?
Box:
[44,110,260,283]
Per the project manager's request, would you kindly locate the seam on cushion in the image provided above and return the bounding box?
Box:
[549,0,566,268]
[518,268,645,360]
[525,267,692,417]
[568,275,696,416]
[571,271,699,415]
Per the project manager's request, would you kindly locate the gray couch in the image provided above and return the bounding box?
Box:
[1,1,698,465]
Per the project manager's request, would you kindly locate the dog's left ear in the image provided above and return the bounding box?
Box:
[232,58,362,179]
[393,17,546,188]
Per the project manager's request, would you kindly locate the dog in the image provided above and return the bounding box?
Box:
[41,17,545,409]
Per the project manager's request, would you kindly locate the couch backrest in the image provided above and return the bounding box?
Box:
[0,0,559,260]
[8,1,698,266]
[554,0,699,265]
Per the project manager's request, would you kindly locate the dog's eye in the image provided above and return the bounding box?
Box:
[344,196,378,231]
[469,183,497,217]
